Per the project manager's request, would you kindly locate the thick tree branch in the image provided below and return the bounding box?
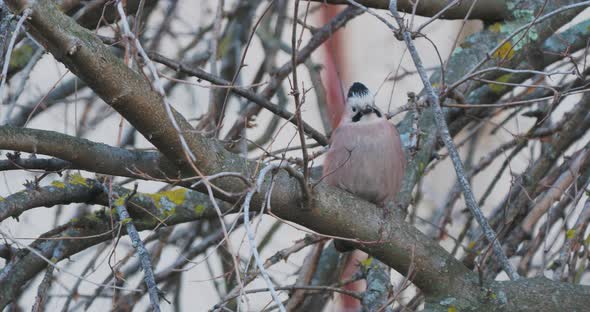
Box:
[4,0,225,175]
[0,177,226,306]
[305,0,508,21]
[1,170,588,311]
[0,156,72,172]
[0,175,226,224]
[0,125,179,180]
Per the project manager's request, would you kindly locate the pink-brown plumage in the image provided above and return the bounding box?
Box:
[323,119,405,207]
[322,82,406,207]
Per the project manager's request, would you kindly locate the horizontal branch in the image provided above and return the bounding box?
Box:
[0,126,179,180]
[2,168,588,311]
[0,175,103,222]
[0,175,224,224]
[0,156,72,172]
[0,127,473,303]
[0,176,225,306]
[305,0,507,21]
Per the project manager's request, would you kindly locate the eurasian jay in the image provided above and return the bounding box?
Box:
[322,82,406,311]
[323,82,406,208]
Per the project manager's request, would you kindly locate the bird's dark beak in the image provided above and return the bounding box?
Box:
[361,106,374,115]
[352,106,382,122]
[361,106,383,117]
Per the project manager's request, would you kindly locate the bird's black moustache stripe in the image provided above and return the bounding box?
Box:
[373,108,382,118]
[352,112,363,122]
[352,107,382,122]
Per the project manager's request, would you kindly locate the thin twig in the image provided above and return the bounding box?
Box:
[217,284,362,307]
[291,0,313,209]
[241,163,290,312]
[115,1,199,164]
[447,0,590,94]
[116,3,248,297]
[388,0,519,280]
[0,9,32,113]
[104,182,161,312]
[3,47,43,124]
[32,242,63,312]
[346,0,396,31]
[218,235,326,308]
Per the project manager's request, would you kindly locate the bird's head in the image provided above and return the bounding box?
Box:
[343,82,382,124]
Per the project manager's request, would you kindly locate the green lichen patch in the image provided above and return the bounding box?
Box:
[465,241,481,256]
[194,204,205,215]
[566,228,576,239]
[417,161,426,176]
[51,181,66,188]
[489,74,513,94]
[492,42,515,61]
[114,196,126,207]
[360,257,373,268]
[68,173,88,186]
[147,188,187,216]
[489,22,503,33]
[9,45,34,71]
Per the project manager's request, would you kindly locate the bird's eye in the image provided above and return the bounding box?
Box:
[352,107,357,112]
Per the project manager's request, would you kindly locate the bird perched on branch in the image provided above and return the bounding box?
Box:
[323,82,406,209]
[322,82,406,311]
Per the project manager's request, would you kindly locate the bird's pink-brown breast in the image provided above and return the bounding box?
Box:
[322,120,406,207]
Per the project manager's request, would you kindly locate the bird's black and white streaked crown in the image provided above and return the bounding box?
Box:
[347,82,370,99]
[345,82,382,122]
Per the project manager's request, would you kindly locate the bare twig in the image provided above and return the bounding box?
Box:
[115,1,199,164]
[346,0,396,31]
[31,242,63,312]
[388,0,519,280]
[241,163,292,312]
[0,8,31,115]
[291,0,313,209]
[447,0,590,94]
[217,284,362,308]
[218,235,325,308]
[105,182,161,312]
